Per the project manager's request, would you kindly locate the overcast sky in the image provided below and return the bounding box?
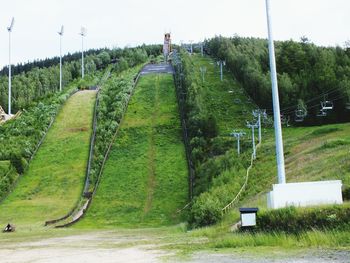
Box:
[0,0,349,68]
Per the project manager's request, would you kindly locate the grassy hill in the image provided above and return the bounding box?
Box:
[240,123,350,209]
[0,90,96,229]
[78,73,189,228]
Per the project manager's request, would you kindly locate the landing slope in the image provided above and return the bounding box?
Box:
[0,90,96,229]
[79,73,189,228]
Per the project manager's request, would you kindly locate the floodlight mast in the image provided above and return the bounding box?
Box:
[265,0,286,184]
[58,25,64,92]
[7,17,14,115]
[80,27,86,79]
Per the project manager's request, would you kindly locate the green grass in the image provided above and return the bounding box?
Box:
[238,122,350,211]
[190,54,257,135]
[77,74,189,228]
[0,161,10,177]
[0,90,96,230]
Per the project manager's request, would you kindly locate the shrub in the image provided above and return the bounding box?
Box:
[191,193,222,227]
[256,205,350,233]
[10,153,27,174]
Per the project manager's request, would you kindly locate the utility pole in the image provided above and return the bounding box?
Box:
[199,66,206,83]
[247,121,259,159]
[7,17,14,115]
[265,0,286,184]
[201,42,204,56]
[230,131,246,155]
[253,109,267,143]
[80,27,86,79]
[217,60,225,81]
[58,25,64,92]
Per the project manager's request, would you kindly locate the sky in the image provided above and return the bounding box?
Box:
[0,0,349,68]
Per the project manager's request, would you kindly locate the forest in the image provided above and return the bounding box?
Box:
[205,36,350,124]
[0,45,161,112]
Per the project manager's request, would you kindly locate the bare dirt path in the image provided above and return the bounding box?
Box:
[1,230,349,263]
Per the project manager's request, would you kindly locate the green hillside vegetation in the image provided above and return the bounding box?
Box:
[206,36,350,124]
[78,74,189,228]
[174,48,350,228]
[239,123,350,210]
[0,90,96,229]
[0,46,160,112]
[88,65,143,190]
[173,52,257,226]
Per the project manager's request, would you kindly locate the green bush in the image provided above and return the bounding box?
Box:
[257,205,350,233]
[191,193,222,227]
[10,153,27,174]
[343,187,350,201]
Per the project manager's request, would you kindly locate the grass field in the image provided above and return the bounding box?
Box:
[235,123,350,210]
[78,74,189,228]
[0,161,11,177]
[0,90,96,230]
[189,54,257,135]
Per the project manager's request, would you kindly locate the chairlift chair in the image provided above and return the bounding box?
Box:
[346,102,350,110]
[321,100,333,110]
[317,109,327,117]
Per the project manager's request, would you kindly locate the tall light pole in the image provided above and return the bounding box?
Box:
[247,121,259,159]
[265,0,286,184]
[58,25,64,92]
[7,17,14,115]
[230,131,245,155]
[80,27,86,79]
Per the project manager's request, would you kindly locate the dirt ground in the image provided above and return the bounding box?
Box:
[1,231,349,263]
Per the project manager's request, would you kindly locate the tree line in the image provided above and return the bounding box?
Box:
[0,45,161,113]
[206,36,350,124]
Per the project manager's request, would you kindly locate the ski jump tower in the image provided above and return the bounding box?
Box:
[163,33,171,62]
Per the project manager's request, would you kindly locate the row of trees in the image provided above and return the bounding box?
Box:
[0,45,160,200]
[173,50,252,227]
[88,66,143,192]
[0,45,161,112]
[206,36,350,124]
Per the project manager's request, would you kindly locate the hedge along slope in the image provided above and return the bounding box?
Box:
[0,90,96,229]
[77,74,189,228]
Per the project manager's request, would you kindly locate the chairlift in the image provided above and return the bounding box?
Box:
[321,100,333,110]
[281,114,290,127]
[316,109,327,117]
[346,102,350,110]
[294,108,307,122]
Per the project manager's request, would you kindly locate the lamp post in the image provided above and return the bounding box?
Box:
[58,25,64,92]
[7,17,14,115]
[265,0,286,184]
[80,27,86,79]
